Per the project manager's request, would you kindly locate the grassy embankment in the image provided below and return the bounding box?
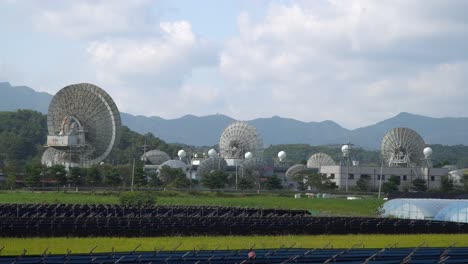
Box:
[0,191,383,216]
[1,235,468,255]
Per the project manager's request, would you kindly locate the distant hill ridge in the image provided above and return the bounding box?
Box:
[1,81,468,148]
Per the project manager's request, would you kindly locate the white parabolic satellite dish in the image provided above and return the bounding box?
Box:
[381,127,426,167]
[43,83,121,167]
[197,157,228,178]
[307,153,336,169]
[219,122,263,159]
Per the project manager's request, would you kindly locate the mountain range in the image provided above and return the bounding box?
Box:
[1,81,468,149]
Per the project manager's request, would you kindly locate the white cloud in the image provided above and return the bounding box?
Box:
[86,20,219,116]
[87,20,216,82]
[219,1,468,128]
[33,0,155,39]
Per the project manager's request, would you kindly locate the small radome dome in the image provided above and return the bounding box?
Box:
[208,148,217,158]
[244,152,253,159]
[178,149,187,159]
[278,151,286,161]
[341,144,351,155]
[423,147,433,158]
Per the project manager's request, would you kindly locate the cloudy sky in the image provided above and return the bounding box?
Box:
[1,0,467,129]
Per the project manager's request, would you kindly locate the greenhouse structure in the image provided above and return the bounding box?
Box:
[434,200,468,223]
[381,199,468,223]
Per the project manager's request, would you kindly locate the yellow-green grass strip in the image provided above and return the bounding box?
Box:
[1,235,468,255]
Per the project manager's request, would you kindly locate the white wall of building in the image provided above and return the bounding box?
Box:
[320,165,449,190]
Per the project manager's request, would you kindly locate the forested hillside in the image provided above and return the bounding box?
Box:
[0,110,47,162]
[1,110,468,171]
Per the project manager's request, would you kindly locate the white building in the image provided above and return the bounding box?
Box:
[320,165,449,190]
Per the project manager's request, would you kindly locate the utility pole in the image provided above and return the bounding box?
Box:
[131,159,135,192]
[378,159,383,199]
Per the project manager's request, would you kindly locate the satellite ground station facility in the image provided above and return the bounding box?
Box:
[40,83,452,192]
[141,123,451,191]
[285,128,449,191]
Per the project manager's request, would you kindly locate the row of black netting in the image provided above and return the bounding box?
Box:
[1,247,468,264]
[1,217,466,237]
[0,204,467,237]
[0,204,309,218]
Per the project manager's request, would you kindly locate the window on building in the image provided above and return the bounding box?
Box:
[348,174,354,179]
[431,176,435,181]
[378,175,386,180]
[403,175,407,181]
[361,174,370,180]
[330,174,335,179]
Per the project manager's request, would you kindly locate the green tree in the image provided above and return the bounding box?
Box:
[290,172,308,191]
[158,166,185,186]
[133,166,147,187]
[25,162,43,187]
[265,175,283,190]
[6,173,16,190]
[85,166,102,186]
[48,165,67,186]
[306,173,337,191]
[296,181,307,191]
[114,164,132,186]
[238,177,254,191]
[356,175,371,191]
[382,175,401,193]
[148,171,162,187]
[412,178,428,192]
[202,170,228,190]
[440,175,454,192]
[169,174,190,188]
[104,168,122,187]
[69,167,83,186]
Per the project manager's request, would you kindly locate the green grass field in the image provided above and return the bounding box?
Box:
[1,235,467,255]
[0,191,383,216]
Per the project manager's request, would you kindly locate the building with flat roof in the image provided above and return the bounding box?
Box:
[320,165,449,190]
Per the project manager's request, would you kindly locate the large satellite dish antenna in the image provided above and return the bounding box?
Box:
[197,157,228,178]
[141,150,171,165]
[219,122,263,159]
[44,83,121,167]
[381,127,425,167]
[285,164,308,180]
[307,153,336,169]
[240,157,267,176]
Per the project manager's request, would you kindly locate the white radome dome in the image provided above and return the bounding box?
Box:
[244,152,253,159]
[278,151,286,161]
[208,149,217,158]
[178,149,187,159]
[341,144,351,155]
[423,147,433,158]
